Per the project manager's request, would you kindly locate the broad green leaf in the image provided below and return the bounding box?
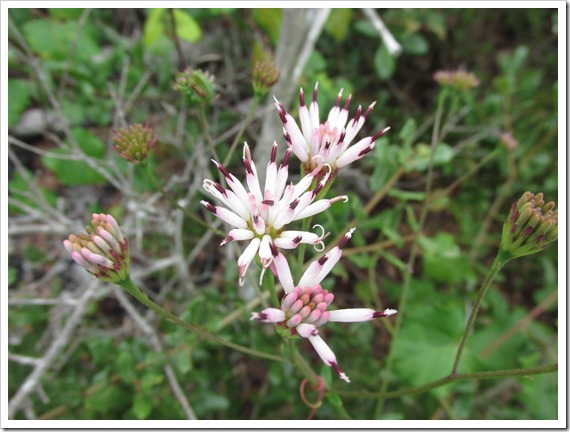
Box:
[374,44,396,80]
[143,8,165,47]
[407,142,454,171]
[251,9,282,45]
[48,8,84,20]
[391,301,477,396]
[401,32,429,55]
[8,267,17,286]
[324,9,353,42]
[8,79,31,128]
[22,20,99,61]
[132,393,153,419]
[41,128,107,186]
[419,232,471,283]
[173,9,202,43]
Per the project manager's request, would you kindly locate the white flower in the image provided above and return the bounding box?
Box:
[201,142,348,285]
[251,228,397,382]
[274,82,390,173]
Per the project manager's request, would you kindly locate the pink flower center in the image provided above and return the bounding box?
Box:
[315,122,340,151]
[281,285,334,328]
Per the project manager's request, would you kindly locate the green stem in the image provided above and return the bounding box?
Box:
[288,339,319,385]
[261,268,279,308]
[374,89,447,418]
[332,363,558,400]
[451,251,510,374]
[144,165,225,236]
[197,106,219,161]
[116,277,285,363]
[223,95,260,166]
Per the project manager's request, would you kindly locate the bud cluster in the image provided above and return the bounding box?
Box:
[112,123,157,165]
[501,191,558,259]
[172,68,216,104]
[433,70,480,91]
[252,60,280,97]
[64,214,130,283]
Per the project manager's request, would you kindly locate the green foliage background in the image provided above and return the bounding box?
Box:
[8,8,558,420]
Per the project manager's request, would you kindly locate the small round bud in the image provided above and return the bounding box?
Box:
[252,60,280,97]
[112,123,157,166]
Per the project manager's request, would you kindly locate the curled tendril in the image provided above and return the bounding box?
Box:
[314,241,325,252]
[311,154,325,166]
[311,224,330,252]
[300,376,326,419]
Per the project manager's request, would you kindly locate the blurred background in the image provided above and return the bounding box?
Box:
[7,8,558,420]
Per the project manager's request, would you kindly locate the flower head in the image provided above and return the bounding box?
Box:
[252,60,280,98]
[172,68,216,104]
[251,229,397,382]
[274,83,390,175]
[202,142,348,285]
[433,70,480,91]
[112,123,157,165]
[64,214,130,283]
[500,191,558,259]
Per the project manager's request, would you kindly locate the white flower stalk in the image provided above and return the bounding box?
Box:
[274,82,390,174]
[251,228,397,382]
[201,142,348,285]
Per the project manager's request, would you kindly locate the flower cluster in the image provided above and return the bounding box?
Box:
[251,229,397,382]
[64,213,130,283]
[500,191,558,259]
[203,84,397,382]
[274,83,390,175]
[201,141,347,285]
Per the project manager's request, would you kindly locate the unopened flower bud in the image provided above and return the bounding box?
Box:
[499,131,518,151]
[252,60,280,97]
[172,68,216,104]
[433,70,480,91]
[112,123,157,166]
[500,192,558,259]
[64,214,130,283]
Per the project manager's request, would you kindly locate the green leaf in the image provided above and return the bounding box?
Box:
[391,301,477,396]
[401,32,429,55]
[418,233,470,283]
[173,9,202,43]
[324,9,353,42]
[41,127,107,186]
[131,394,153,419]
[8,79,31,128]
[143,8,165,47]
[8,267,18,286]
[48,8,85,20]
[374,44,396,80]
[251,9,282,45]
[408,142,454,171]
[22,20,99,61]
[116,351,137,385]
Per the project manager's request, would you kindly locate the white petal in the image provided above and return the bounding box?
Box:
[328,308,376,323]
[335,137,374,168]
[251,308,286,323]
[273,251,295,294]
[296,323,318,338]
[237,238,261,285]
[258,235,273,268]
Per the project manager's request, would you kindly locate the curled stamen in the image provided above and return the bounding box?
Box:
[313,241,325,252]
[312,223,326,239]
